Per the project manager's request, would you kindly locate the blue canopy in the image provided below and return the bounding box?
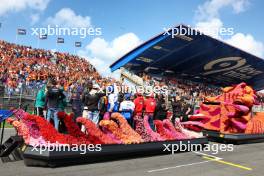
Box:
[110,25,264,90]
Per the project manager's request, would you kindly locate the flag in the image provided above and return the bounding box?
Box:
[17,29,26,35]
[39,34,47,39]
[57,37,64,43]
[75,41,81,47]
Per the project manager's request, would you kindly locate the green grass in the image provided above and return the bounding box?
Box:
[0,109,72,128]
[0,122,14,128]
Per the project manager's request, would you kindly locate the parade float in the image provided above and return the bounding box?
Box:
[188,83,264,144]
[0,110,207,167]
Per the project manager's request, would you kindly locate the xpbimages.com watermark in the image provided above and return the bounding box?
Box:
[163,25,234,38]
[105,85,169,96]
[31,141,102,155]
[163,141,234,154]
[31,25,102,38]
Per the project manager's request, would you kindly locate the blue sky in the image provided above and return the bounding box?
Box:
[0,0,263,75]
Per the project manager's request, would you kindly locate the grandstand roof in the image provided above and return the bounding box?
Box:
[110,24,264,90]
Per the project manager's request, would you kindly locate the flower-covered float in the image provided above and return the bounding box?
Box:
[4,109,207,167]
[186,82,264,143]
[7,111,206,146]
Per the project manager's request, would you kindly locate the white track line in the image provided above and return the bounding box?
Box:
[147,160,213,173]
[147,151,222,173]
[192,151,222,160]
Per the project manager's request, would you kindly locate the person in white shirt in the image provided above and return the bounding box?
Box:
[119,93,135,127]
[107,84,119,113]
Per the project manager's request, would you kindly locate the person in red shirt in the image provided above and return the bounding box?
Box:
[144,93,156,130]
[133,93,144,116]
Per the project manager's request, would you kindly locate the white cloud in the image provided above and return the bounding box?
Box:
[195,0,249,21]
[30,13,40,25]
[195,18,224,39]
[194,0,263,58]
[231,0,250,13]
[0,0,50,16]
[45,8,91,27]
[78,33,142,76]
[226,33,264,57]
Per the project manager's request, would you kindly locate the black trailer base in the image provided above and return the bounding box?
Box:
[23,137,208,167]
[203,130,264,144]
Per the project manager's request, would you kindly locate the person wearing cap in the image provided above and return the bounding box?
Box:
[81,82,105,131]
[144,93,156,130]
[119,93,135,127]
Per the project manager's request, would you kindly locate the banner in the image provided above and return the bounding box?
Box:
[17,29,26,35]
[39,34,47,39]
[75,41,81,47]
[57,37,64,43]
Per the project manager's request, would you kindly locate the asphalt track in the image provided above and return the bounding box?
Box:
[1,128,264,176]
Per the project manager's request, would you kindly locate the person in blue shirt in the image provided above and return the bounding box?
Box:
[119,93,135,127]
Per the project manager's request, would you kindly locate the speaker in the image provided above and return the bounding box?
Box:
[0,136,24,163]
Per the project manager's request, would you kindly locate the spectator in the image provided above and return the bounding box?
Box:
[82,83,105,130]
[58,87,67,112]
[70,86,83,121]
[144,93,156,130]
[133,93,145,116]
[98,95,108,121]
[107,84,119,113]
[34,86,46,117]
[119,93,135,127]
[171,96,182,124]
[46,79,65,130]
[181,102,193,122]
[154,94,167,121]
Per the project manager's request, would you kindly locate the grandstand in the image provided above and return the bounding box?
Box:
[110,24,264,111]
[0,40,101,111]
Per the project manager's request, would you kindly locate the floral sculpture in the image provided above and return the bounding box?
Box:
[6,109,197,147]
[154,120,175,140]
[143,116,164,141]
[189,82,264,134]
[22,113,91,145]
[110,113,143,143]
[134,115,152,142]
[76,116,117,144]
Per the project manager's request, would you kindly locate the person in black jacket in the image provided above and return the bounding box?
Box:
[70,85,83,122]
[46,79,65,130]
[154,94,168,121]
[171,96,182,124]
[81,82,105,131]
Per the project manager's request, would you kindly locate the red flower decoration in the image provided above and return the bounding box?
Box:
[154,120,175,140]
[76,117,117,144]
[23,113,90,145]
[143,115,164,141]
[162,119,187,139]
